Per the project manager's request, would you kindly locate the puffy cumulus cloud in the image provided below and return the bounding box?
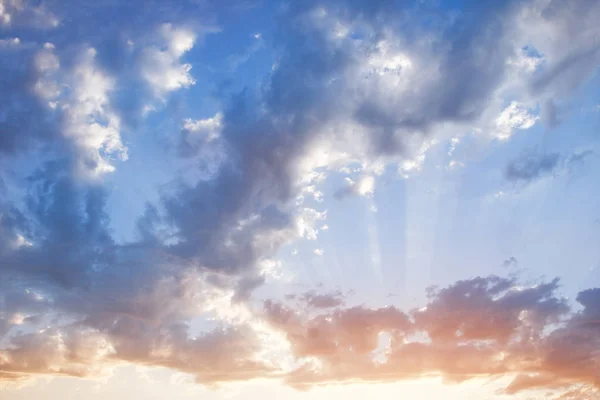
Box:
[0,0,271,388]
[0,40,126,177]
[0,212,279,384]
[0,319,275,384]
[139,23,197,97]
[1,238,599,398]
[500,287,600,397]
[493,102,539,140]
[0,327,115,380]
[414,277,569,343]
[259,275,599,398]
[61,48,128,177]
[0,160,329,383]
[263,300,411,372]
[0,2,217,176]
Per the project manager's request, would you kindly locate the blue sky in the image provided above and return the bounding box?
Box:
[1,0,599,399]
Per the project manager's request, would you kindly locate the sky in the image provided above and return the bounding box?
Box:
[0,0,599,399]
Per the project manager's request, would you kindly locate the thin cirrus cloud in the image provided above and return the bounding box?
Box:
[0,0,599,399]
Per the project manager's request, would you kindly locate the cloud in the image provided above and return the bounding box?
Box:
[566,150,595,168]
[0,0,58,28]
[525,0,600,99]
[179,113,222,155]
[503,256,518,268]
[263,300,411,363]
[261,275,598,397]
[335,175,376,199]
[1,243,599,398]
[494,102,538,140]
[1,0,600,396]
[139,23,197,97]
[505,152,561,183]
[0,2,220,174]
[504,148,595,186]
[293,290,345,309]
[0,39,60,156]
[142,0,533,284]
[414,277,568,343]
[62,48,129,176]
[0,320,275,385]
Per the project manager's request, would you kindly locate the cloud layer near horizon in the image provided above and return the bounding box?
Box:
[1,0,599,398]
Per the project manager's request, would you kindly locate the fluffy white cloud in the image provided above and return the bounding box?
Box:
[140,24,197,96]
[494,102,539,140]
[61,48,128,176]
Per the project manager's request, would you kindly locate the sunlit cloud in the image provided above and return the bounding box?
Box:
[1,0,599,399]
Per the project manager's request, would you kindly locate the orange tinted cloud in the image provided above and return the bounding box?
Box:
[1,276,598,399]
[263,277,599,397]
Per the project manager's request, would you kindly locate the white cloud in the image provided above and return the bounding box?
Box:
[507,49,543,73]
[32,44,60,101]
[296,208,327,241]
[447,160,464,169]
[0,0,9,25]
[0,36,20,47]
[183,113,222,143]
[25,44,127,177]
[61,48,127,176]
[140,24,196,96]
[11,234,32,249]
[494,102,538,140]
[355,175,375,197]
[368,40,413,76]
[160,23,195,58]
[335,175,376,199]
